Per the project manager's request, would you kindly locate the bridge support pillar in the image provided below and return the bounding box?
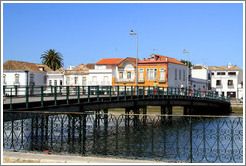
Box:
[125,107,131,127]
[167,106,172,115]
[103,109,108,155]
[79,113,87,155]
[133,107,140,127]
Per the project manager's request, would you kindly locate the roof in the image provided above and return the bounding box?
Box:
[73,64,88,71]
[210,65,242,71]
[95,58,124,65]
[138,54,186,66]
[55,68,65,71]
[86,63,95,69]
[192,65,205,69]
[117,57,137,68]
[3,60,52,72]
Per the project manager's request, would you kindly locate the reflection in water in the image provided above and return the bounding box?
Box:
[3,112,243,163]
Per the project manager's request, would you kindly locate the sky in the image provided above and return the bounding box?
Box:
[3,2,244,69]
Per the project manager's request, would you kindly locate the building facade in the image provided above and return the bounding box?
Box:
[210,63,243,99]
[190,65,211,91]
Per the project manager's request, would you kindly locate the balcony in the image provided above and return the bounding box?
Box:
[115,78,135,83]
[138,79,145,83]
[227,84,234,88]
[216,85,222,88]
[158,78,166,83]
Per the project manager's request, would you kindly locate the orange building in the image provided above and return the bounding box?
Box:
[112,54,187,89]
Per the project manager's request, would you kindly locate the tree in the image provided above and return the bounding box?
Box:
[180,59,193,68]
[41,49,64,71]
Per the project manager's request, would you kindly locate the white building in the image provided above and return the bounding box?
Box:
[190,65,211,91]
[210,63,243,99]
[47,64,89,87]
[3,60,52,95]
[90,58,124,86]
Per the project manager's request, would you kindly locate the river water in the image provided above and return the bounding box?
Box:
[3,112,243,163]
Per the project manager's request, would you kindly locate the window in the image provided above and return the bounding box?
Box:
[147,69,157,80]
[82,77,86,86]
[203,85,205,88]
[67,77,70,85]
[104,76,108,84]
[44,75,47,84]
[54,80,57,86]
[30,73,35,85]
[228,80,233,86]
[92,76,97,83]
[139,69,144,80]
[175,69,177,80]
[119,72,123,79]
[49,80,52,86]
[160,68,165,80]
[228,72,236,75]
[183,70,185,81]
[179,69,181,80]
[127,72,131,79]
[60,80,63,85]
[194,84,196,88]
[15,74,19,84]
[222,92,224,96]
[217,72,225,75]
[75,77,78,85]
[212,72,214,75]
[216,80,221,86]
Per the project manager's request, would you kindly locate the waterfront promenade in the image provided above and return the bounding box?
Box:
[3,151,167,163]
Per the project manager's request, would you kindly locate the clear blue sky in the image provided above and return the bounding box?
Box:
[3,3,243,69]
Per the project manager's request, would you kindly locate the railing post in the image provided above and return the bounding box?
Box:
[41,86,44,107]
[54,86,57,105]
[109,86,112,101]
[15,85,17,96]
[59,86,62,95]
[88,86,90,102]
[82,86,85,95]
[10,88,13,110]
[117,86,119,101]
[124,86,126,100]
[51,85,53,95]
[3,86,5,95]
[131,86,133,99]
[26,86,29,108]
[77,86,80,103]
[137,86,139,99]
[167,87,169,97]
[148,86,150,98]
[66,86,69,104]
[143,86,145,99]
[97,86,99,102]
[189,116,193,163]
[185,88,187,96]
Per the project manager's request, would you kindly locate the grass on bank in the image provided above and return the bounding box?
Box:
[108,106,243,116]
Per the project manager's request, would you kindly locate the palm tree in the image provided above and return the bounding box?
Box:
[41,49,64,71]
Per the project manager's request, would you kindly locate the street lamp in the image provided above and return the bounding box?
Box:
[183,49,189,88]
[130,30,138,87]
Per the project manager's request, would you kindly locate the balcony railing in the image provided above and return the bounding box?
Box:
[115,78,135,83]
[158,78,166,83]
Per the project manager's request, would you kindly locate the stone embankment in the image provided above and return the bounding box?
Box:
[3,151,168,163]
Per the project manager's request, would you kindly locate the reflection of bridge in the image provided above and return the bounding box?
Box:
[3,86,231,115]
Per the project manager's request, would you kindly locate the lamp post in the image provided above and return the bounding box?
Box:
[130,30,138,87]
[183,49,189,88]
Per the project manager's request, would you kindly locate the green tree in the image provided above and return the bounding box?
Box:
[41,49,64,71]
[180,59,193,68]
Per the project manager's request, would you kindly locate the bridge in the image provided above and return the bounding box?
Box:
[3,85,231,115]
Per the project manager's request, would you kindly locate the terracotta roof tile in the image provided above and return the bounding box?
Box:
[118,57,137,67]
[73,64,88,70]
[95,58,124,65]
[210,65,242,70]
[55,68,66,71]
[3,60,51,72]
[86,63,95,69]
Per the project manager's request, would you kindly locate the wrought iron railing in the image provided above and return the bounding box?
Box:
[3,85,230,109]
[3,112,242,163]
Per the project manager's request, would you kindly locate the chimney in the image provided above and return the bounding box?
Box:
[143,58,146,61]
[166,57,168,61]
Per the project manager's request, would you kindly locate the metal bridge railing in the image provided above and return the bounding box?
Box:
[3,112,242,163]
[3,85,230,108]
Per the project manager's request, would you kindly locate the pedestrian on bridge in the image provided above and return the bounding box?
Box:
[154,81,158,94]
